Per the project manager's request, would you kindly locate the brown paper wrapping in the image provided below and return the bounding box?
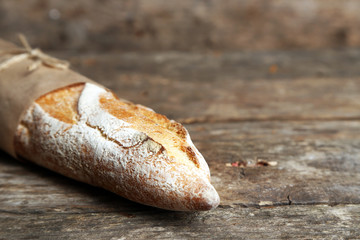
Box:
[0,38,97,157]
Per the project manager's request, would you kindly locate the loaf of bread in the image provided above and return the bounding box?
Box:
[14,82,220,211]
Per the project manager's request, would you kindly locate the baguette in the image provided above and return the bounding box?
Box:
[14,82,220,211]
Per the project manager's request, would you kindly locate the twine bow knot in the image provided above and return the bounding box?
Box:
[0,34,69,72]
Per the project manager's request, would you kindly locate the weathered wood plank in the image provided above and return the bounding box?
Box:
[187,121,360,206]
[1,203,359,239]
[63,50,360,122]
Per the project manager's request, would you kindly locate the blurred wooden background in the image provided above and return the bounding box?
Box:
[1,0,360,52]
[1,1,360,239]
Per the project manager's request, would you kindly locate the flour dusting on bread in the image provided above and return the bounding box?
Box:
[15,83,219,211]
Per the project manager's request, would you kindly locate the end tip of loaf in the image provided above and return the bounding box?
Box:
[201,186,221,211]
[190,184,220,211]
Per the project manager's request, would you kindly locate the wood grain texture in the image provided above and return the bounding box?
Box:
[1,50,360,239]
[67,49,360,121]
[188,121,360,206]
[1,201,360,239]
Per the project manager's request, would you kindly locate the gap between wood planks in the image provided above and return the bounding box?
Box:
[219,201,360,209]
[178,116,360,124]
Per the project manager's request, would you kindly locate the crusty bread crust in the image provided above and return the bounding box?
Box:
[35,83,84,124]
[14,83,219,211]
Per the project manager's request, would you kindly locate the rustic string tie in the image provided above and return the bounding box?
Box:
[0,34,69,72]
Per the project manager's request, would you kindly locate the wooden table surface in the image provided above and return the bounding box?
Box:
[1,49,360,239]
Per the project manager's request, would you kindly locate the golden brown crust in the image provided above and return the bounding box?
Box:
[33,84,199,168]
[36,83,84,124]
[99,93,200,167]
